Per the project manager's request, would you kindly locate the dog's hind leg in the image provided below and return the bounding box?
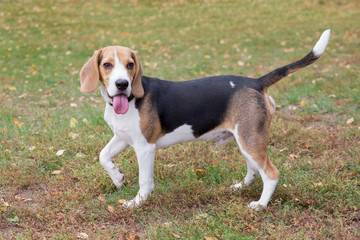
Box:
[231,125,280,210]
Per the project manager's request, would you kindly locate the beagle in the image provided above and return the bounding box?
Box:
[79,30,330,209]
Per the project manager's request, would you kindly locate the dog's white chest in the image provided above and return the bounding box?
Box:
[104,101,144,146]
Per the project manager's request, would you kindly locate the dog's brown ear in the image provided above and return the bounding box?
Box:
[79,49,103,93]
[131,50,144,98]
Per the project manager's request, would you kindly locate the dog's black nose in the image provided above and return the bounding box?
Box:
[115,80,129,91]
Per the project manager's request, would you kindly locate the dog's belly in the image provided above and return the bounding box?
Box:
[155,124,232,149]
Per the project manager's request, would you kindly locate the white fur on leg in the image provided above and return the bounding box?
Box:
[99,136,128,188]
[230,167,258,190]
[247,169,278,210]
[123,144,156,208]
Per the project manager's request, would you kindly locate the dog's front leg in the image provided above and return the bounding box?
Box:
[99,135,128,188]
[123,144,155,208]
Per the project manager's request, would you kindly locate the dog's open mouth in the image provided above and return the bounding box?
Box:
[109,94,129,114]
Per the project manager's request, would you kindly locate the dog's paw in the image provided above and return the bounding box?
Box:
[122,193,147,208]
[112,174,125,189]
[122,199,138,208]
[230,182,244,191]
[247,201,266,211]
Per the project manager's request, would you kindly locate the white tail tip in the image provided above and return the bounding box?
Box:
[313,29,331,57]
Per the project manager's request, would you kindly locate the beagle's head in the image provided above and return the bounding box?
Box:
[80,46,143,114]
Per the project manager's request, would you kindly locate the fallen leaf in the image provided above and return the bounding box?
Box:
[118,199,127,204]
[304,142,311,149]
[56,149,65,156]
[107,205,114,213]
[69,132,79,139]
[289,154,299,160]
[2,127,7,133]
[280,40,287,46]
[77,232,89,239]
[195,213,208,220]
[204,55,211,59]
[18,93,27,98]
[98,195,106,202]
[162,222,172,227]
[51,170,62,175]
[70,118,78,128]
[128,234,137,240]
[279,147,288,152]
[346,117,354,125]
[76,152,85,158]
[204,237,218,240]
[299,100,309,107]
[15,196,32,202]
[172,233,181,239]
[194,169,205,173]
[237,61,245,66]
[14,118,24,128]
[315,182,323,188]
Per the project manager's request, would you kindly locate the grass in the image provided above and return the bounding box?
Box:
[1,0,359,239]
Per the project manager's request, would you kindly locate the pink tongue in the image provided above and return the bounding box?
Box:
[113,95,129,114]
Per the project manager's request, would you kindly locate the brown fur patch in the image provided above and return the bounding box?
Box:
[138,94,164,144]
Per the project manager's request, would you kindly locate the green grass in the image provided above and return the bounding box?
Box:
[1,0,359,239]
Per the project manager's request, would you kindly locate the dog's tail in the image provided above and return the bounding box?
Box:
[258,29,331,89]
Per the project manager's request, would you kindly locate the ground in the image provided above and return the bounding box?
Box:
[0,0,359,239]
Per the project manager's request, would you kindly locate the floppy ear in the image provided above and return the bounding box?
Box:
[79,49,103,93]
[131,50,144,98]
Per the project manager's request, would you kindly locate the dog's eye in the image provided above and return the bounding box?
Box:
[103,62,113,70]
[126,62,134,70]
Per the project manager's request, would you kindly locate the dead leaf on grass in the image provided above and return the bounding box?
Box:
[118,199,127,204]
[289,154,299,160]
[162,222,172,227]
[56,149,65,156]
[14,118,24,128]
[346,117,354,125]
[15,195,32,202]
[279,147,288,152]
[205,237,218,240]
[194,169,205,173]
[77,232,89,239]
[98,195,106,202]
[70,118,78,128]
[315,182,323,188]
[51,170,62,175]
[195,213,208,220]
[107,205,114,213]
[172,233,181,239]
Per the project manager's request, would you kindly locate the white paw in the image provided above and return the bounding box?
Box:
[122,194,147,208]
[248,201,266,211]
[122,199,138,208]
[230,182,244,191]
[112,173,125,189]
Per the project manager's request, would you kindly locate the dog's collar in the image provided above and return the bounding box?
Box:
[108,94,134,107]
